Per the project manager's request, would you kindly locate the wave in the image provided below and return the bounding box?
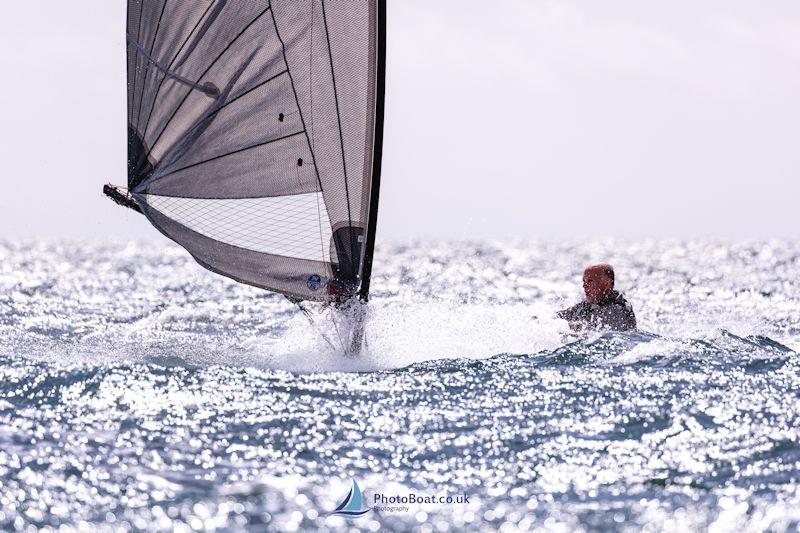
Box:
[246,300,798,374]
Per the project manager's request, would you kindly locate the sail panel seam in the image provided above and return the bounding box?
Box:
[320,0,357,273]
[153,129,305,180]
[144,4,273,162]
[139,0,217,140]
[134,0,169,130]
[268,4,326,195]
[132,188,323,201]
[204,69,288,116]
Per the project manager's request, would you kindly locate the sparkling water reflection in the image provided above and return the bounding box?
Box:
[0,240,799,531]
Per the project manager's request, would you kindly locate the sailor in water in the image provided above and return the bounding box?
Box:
[557,263,636,331]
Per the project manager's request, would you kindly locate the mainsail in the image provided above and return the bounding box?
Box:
[108,0,385,303]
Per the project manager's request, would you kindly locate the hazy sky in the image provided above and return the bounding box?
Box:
[1,1,798,240]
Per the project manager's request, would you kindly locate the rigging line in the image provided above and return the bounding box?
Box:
[327,306,348,353]
[144,5,273,163]
[128,35,220,98]
[134,0,169,131]
[320,0,357,273]
[152,130,304,179]
[268,5,326,196]
[139,0,217,141]
[296,301,338,352]
[129,0,146,124]
[142,66,288,162]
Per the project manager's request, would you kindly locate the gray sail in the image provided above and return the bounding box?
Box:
[119,0,385,302]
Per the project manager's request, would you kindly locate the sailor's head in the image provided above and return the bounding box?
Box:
[583,263,614,304]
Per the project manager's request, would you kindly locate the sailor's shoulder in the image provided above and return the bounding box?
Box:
[609,290,626,302]
[557,300,588,319]
[613,291,635,312]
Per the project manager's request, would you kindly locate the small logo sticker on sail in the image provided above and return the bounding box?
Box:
[307,275,322,291]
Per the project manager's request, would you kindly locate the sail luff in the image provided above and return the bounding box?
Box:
[357,0,386,302]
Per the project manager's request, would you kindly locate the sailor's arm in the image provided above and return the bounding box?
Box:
[556,302,583,321]
[555,302,590,331]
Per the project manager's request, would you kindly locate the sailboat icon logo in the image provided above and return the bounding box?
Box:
[330,479,372,517]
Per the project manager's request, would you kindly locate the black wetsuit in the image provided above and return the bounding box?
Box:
[557,290,636,332]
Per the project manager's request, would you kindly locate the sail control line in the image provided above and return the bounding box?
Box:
[126,34,221,99]
[106,0,385,357]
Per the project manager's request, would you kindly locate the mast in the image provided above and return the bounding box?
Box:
[357,0,386,303]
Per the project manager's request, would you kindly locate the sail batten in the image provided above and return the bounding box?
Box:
[115,0,384,302]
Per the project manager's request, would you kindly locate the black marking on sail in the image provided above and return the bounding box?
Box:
[155,131,305,183]
[331,226,365,286]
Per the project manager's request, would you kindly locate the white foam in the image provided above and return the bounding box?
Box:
[245,299,569,373]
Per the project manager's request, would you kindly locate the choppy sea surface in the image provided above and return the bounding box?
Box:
[1,239,799,532]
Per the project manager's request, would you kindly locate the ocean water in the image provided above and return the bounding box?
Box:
[1,239,799,532]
